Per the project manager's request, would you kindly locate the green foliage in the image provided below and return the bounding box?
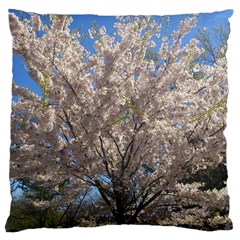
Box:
[182,163,228,190]
[6,200,44,231]
[40,74,51,109]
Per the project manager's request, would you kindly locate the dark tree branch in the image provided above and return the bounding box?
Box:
[99,136,112,177]
[209,124,225,137]
[194,86,207,95]
[48,58,79,98]
[107,130,124,159]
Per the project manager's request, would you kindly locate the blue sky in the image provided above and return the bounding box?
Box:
[10,9,233,98]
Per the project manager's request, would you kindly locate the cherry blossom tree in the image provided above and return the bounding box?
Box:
[7,11,232,229]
